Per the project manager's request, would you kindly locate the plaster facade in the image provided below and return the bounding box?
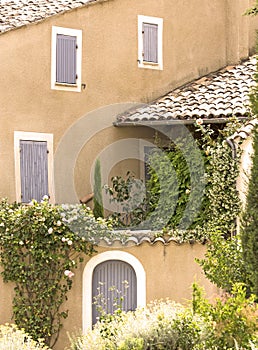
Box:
[0,0,257,202]
[0,242,219,350]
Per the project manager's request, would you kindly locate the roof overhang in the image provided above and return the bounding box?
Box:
[113,116,248,127]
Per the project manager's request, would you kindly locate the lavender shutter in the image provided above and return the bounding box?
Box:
[92,260,137,325]
[142,22,158,63]
[56,34,77,84]
[20,140,49,203]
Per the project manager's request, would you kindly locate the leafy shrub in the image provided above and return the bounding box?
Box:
[69,284,258,350]
[0,324,50,350]
[192,283,258,349]
[69,300,210,350]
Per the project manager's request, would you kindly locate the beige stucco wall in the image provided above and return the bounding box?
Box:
[0,0,257,203]
[0,242,218,350]
[237,136,254,206]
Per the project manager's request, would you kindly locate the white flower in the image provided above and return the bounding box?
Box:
[196,118,203,125]
[67,240,73,246]
[61,237,66,242]
[56,220,62,226]
[185,189,191,194]
[0,222,4,227]
[19,241,24,245]
[48,228,53,234]
[64,270,74,278]
[42,195,49,200]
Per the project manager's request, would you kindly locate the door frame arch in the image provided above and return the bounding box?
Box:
[82,250,146,331]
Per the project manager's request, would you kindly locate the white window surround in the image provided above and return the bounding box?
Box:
[14,131,55,204]
[82,250,146,331]
[51,26,82,92]
[138,15,163,70]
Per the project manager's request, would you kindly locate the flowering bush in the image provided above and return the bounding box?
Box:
[69,284,258,350]
[69,299,210,350]
[0,324,50,350]
[0,199,113,347]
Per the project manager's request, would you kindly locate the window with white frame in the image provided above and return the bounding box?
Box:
[138,15,163,70]
[51,26,82,92]
[14,132,55,204]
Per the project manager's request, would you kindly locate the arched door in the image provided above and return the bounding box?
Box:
[92,259,137,324]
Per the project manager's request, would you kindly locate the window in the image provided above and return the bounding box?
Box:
[51,26,82,92]
[14,132,55,203]
[138,15,163,70]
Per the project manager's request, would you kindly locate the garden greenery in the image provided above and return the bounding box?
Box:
[107,119,242,236]
[241,127,258,297]
[93,159,104,219]
[69,283,258,350]
[0,199,113,347]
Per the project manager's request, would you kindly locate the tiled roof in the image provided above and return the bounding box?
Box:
[115,56,257,126]
[228,118,258,141]
[95,230,202,247]
[0,0,102,34]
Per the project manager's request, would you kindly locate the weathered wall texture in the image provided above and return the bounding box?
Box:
[0,0,257,202]
[0,242,218,350]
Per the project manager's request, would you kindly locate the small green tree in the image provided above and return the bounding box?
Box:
[241,127,258,297]
[93,159,104,219]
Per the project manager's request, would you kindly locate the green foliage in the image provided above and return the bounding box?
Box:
[145,136,207,230]
[197,231,247,293]
[0,323,50,350]
[192,283,258,349]
[69,285,258,350]
[106,119,242,239]
[105,172,146,228]
[93,159,104,219]
[241,127,258,297]
[0,199,113,347]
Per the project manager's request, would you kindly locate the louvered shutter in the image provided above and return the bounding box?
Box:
[56,34,77,84]
[142,22,158,63]
[92,260,137,324]
[20,140,49,203]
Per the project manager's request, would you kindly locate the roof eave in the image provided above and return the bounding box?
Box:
[113,116,248,127]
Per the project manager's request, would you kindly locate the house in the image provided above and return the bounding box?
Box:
[0,0,257,348]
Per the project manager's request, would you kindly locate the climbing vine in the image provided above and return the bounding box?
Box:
[0,199,113,347]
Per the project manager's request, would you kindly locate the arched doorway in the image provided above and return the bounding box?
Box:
[82,250,146,331]
[92,260,137,324]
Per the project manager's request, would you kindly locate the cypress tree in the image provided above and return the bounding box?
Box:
[93,159,104,218]
[241,127,258,297]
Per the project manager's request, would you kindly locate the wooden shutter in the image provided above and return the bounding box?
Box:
[56,34,77,84]
[142,22,158,63]
[92,260,137,325]
[20,140,49,203]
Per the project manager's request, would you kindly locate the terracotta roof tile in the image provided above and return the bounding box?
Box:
[116,56,257,125]
[0,0,103,34]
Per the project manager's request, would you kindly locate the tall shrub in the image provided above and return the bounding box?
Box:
[93,159,104,218]
[241,127,258,297]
